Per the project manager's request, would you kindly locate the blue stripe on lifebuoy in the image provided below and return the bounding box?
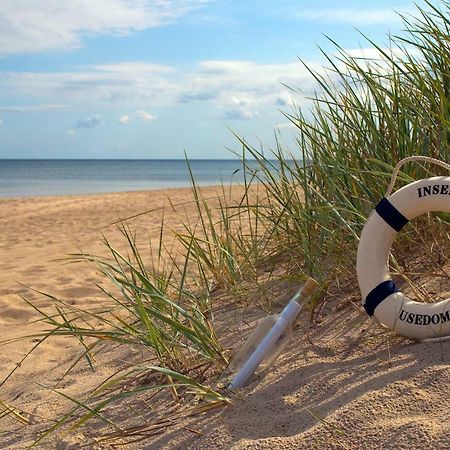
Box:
[364,279,399,316]
[375,197,409,232]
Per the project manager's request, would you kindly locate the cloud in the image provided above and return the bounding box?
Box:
[293,8,408,26]
[117,111,156,123]
[276,122,296,129]
[0,59,323,116]
[0,118,2,125]
[0,64,176,105]
[94,62,174,75]
[338,46,421,76]
[178,90,217,103]
[119,114,130,124]
[275,92,295,107]
[136,110,156,121]
[76,115,101,128]
[191,60,322,105]
[220,94,258,120]
[0,1,211,55]
[174,60,323,120]
[343,46,415,61]
[67,129,75,135]
[0,104,66,113]
[222,107,254,121]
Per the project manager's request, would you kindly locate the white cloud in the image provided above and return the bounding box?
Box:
[293,8,408,25]
[178,90,217,103]
[220,94,258,120]
[0,118,2,125]
[275,92,295,107]
[344,47,405,60]
[94,62,174,75]
[76,115,101,128]
[0,60,323,118]
[0,104,66,113]
[67,129,75,135]
[196,60,321,95]
[0,64,176,105]
[339,46,421,76]
[205,61,324,118]
[276,122,296,129]
[0,1,210,55]
[119,114,130,124]
[136,110,156,121]
[180,60,323,118]
[222,107,254,121]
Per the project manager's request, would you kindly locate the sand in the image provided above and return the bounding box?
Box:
[0,188,449,449]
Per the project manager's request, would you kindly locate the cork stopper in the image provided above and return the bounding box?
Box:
[300,277,319,298]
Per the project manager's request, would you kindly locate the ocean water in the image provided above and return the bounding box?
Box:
[0,159,272,198]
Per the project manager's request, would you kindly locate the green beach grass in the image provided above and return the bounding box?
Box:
[2,0,450,446]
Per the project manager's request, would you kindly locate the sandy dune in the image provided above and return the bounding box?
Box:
[0,188,449,449]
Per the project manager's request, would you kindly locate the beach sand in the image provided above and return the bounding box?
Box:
[0,188,449,449]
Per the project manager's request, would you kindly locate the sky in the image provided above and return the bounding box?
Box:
[0,0,426,159]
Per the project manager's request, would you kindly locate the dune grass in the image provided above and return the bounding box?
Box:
[2,0,450,446]
[237,0,450,300]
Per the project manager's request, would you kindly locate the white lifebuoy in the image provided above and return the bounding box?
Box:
[357,176,450,340]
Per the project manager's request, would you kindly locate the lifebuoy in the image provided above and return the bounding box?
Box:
[357,175,450,340]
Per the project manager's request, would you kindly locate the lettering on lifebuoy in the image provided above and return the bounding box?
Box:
[399,309,450,325]
[417,183,450,197]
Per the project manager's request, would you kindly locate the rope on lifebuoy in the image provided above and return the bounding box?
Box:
[357,156,450,341]
[385,156,450,197]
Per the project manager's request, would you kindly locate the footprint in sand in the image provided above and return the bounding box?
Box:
[0,295,36,324]
[60,286,99,299]
[56,276,72,284]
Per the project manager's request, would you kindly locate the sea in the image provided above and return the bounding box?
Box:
[0,159,275,198]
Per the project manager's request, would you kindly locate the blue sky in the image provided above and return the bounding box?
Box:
[0,0,425,159]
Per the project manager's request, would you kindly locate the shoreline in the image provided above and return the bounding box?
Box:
[0,183,227,201]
